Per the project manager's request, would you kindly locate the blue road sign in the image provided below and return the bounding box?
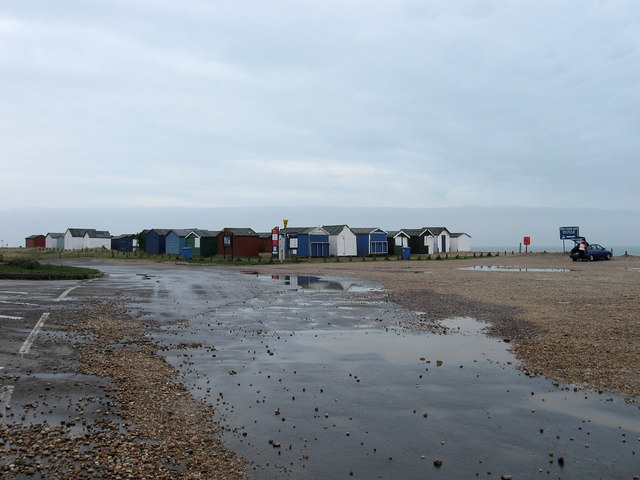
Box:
[559,226,579,239]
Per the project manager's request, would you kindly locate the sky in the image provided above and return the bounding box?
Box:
[1,1,639,248]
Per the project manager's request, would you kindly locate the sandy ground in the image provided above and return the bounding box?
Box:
[247,252,640,397]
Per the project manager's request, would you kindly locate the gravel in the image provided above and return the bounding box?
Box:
[1,298,246,479]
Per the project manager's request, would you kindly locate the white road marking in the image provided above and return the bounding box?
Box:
[0,385,15,418]
[0,315,23,320]
[19,312,50,355]
[54,278,96,302]
[55,285,79,301]
[0,300,39,306]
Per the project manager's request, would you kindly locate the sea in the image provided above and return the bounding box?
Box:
[474,245,640,256]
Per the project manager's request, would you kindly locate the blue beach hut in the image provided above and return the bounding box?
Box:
[146,229,170,254]
[352,228,388,255]
[280,227,330,257]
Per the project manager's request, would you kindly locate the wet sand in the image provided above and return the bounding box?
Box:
[248,252,640,397]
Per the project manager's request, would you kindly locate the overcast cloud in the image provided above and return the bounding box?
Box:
[1,1,639,247]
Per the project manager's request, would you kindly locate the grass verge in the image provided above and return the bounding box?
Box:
[0,257,102,280]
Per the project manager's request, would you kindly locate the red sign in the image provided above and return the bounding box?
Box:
[272,227,279,254]
[523,236,531,246]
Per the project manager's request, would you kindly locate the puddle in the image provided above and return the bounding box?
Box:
[460,265,571,272]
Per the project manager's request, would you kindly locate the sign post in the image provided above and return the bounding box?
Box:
[288,233,298,258]
[559,226,580,252]
[278,233,285,262]
[223,234,233,260]
[523,236,531,253]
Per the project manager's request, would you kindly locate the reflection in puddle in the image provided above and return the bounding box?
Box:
[271,275,357,291]
[440,316,490,335]
[531,391,640,434]
[293,320,510,366]
[460,265,571,272]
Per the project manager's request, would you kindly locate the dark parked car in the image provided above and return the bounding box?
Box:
[570,243,612,261]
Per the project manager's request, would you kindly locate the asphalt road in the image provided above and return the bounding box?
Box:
[0,278,111,430]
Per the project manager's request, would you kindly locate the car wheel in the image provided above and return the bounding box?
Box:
[606,253,611,260]
[588,254,595,262]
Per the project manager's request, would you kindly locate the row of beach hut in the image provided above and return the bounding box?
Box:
[26,229,113,251]
[26,226,471,258]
